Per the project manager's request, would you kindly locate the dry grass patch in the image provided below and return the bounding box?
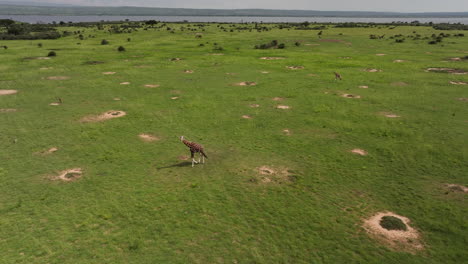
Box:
[376,53,386,56]
[276,105,290,109]
[178,155,189,161]
[139,134,159,142]
[80,110,126,123]
[380,112,400,118]
[36,147,58,155]
[171,97,179,100]
[0,90,17,96]
[251,166,296,184]
[393,59,406,63]
[0,108,17,112]
[170,58,182,61]
[359,85,369,89]
[286,66,304,70]
[249,104,260,108]
[391,82,408,86]
[49,102,61,106]
[242,115,252,119]
[364,68,382,72]
[144,84,160,88]
[283,129,291,135]
[259,57,285,60]
[120,82,130,85]
[184,70,194,73]
[102,72,116,75]
[363,212,424,253]
[272,97,284,101]
[426,68,467,74]
[457,98,468,102]
[46,76,70,80]
[341,94,361,99]
[260,71,269,74]
[351,149,368,156]
[39,67,53,70]
[52,168,83,182]
[450,81,467,85]
[445,184,468,193]
[113,98,121,101]
[24,56,50,60]
[209,53,224,56]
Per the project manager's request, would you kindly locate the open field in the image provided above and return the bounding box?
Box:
[0,22,467,263]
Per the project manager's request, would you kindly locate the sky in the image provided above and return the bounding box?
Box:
[17,0,468,12]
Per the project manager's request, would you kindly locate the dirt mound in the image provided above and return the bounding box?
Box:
[102,72,116,75]
[0,90,17,96]
[363,212,424,253]
[286,66,304,70]
[446,184,468,193]
[393,60,406,63]
[259,57,285,60]
[144,84,160,88]
[0,108,17,112]
[351,149,368,156]
[53,168,83,182]
[380,112,400,118]
[171,97,179,100]
[341,94,361,99]
[184,70,194,73]
[283,129,291,135]
[120,82,130,85]
[272,97,284,101]
[39,67,53,70]
[364,69,382,72]
[376,53,386,56]
[242,115,252,119]
[426,68,467,74]
[80,110,126,123]
[46,76,70,80]
[252,166,295,184]
[139,134,159,142]
[236,82,257,86]
[391,82,408,86]
[276,105,290,109]
[359,85,369,89]
[249,104,260,108]
[449,81,467,85]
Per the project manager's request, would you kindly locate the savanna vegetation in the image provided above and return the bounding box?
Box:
[0,20,467,263]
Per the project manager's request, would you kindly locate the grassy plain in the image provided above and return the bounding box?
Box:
[0,22,467,263]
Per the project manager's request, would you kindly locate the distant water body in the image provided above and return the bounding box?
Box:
[1,15,468,24]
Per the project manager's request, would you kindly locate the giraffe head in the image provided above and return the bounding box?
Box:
[179,136,184,141]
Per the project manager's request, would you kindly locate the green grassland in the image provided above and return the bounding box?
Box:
[0,23,467,263]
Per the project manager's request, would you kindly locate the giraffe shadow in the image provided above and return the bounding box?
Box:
[157,161,192,169]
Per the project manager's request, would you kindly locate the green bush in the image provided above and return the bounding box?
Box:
[47,51,56,57]
[117,46,126,52]
[380,216,407,231]
[101,39,109,45]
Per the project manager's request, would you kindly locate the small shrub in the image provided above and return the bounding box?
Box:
[127,38,131,42]
[395,39,405,43]
[428,40,437,45]
[101,39,109,45]
[47,51,56,57]
[37,43,43,48]
[295,42,300,46]
[380,216,407,231]
[278,43,286,49]
[2,46,7,49]
[117,46,126,52]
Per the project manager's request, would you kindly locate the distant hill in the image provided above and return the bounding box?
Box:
[0,4,467,18]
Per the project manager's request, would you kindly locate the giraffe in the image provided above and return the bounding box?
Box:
[334,72,342,80]
[180,136,208,167]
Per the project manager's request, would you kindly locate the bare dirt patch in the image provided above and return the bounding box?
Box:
[36,147,58,155]
[235,81,257,86]
[0,90,18,96]
[178,155,189,161]
[49,102,61,106]
[393,60,406,63]
[80,110,126,123]
[376,53,386,56]
[0,108,17,112]
[252,166,295,184]
[260,71,269,74]
[426,68,467,74]
[283,129,291,135]
[113,98,121,101]
[46,76,70,80]
[171,97,179,100]
[341,94,361,99]
[53,168,83,182]
[242,115,252,119]
[272,97,284,101]
[351,149,368,156]
[364,69,382,72]
[359,85,369,89]
[286,66,304,70]
[391,82,408,86]
[259,57,285,60]
[249,104,260,108]
[276,105,290,109]
[363,212,424,253]
[380,112,400,118]
[102,72,116,75]
[308,73,318,77]
[39,67,53,70]
[144,84,160,88]
[171,58,182,61]
[457,98,468,102]
[184,70,194,73]
[446,184,468,193]
[120,82,130,85]
[210,53,224,56]
[139,134,159,142]
[450,81,467,85]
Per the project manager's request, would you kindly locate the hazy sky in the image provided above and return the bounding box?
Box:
[25,0,468,12]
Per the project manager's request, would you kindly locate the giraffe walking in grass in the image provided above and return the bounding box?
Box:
[180,136,208,167]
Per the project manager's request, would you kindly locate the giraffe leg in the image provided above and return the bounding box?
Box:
[191,151,198,167]
[202,155,205,164]
[198,152,202,163]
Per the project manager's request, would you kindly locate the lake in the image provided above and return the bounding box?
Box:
[1,15,468,24]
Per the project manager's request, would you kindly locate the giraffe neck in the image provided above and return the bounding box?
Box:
[182,139,192,147]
